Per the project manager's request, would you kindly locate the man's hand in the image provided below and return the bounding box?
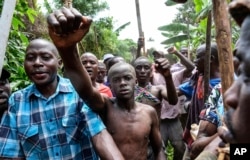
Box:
[47,7,92,48]
[167,46,177,54]
[154,58,171,78]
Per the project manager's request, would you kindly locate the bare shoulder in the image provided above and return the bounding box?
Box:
[152,84,165,92]
[135,101,157,114]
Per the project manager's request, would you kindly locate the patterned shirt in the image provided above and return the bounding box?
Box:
[0,76,105,160]
[200,83,224,127]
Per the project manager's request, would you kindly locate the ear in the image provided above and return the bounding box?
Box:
[58,58,63,69]
[210,55,215,63]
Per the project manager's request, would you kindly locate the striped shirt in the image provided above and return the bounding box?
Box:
[0,76,105,160]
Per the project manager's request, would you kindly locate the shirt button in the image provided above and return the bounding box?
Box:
[56,153,59,156]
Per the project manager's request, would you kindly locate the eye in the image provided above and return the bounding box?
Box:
[135,66,142,70]
[90,61,97,65]
[145,66,150,70]
[124,76,132,81]
[41,55,51,61]
[25,55,35,61]
[112,77,119,83]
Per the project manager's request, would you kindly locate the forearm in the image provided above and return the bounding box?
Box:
[92,129,124,160]
[57,45,94,98]
[190,134,218,159]
[174,50,195,71]
[165,75,178,105]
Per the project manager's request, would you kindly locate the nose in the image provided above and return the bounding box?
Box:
[224,81,239,109]
[141,67,145,72]
[34,57,43,66]
[120,78,128,86]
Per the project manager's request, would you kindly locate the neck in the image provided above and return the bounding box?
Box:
[116,97,135,111]
[138,81,150,88]
[36,77,58,98]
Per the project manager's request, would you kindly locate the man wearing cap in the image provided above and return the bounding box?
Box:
[103,53,114,69]
[0,68,11,119]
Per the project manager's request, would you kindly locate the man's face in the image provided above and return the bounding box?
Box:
[223,16,250,143]
[109,65,136,100]
[0,79,10,105]
[24,40,59,87]
[134,58,152,84]
[97,66,107,83]
[81,54,98,81]
[180,48,188,58]
[193,48,205,73]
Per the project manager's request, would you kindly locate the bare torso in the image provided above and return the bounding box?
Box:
[102,99,154,160]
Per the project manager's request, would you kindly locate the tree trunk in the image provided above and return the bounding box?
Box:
[212,0,234,110]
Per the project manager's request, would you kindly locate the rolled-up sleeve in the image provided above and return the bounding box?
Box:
[82,104,106,137]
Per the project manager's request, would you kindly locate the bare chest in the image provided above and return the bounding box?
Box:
[105,106,151,143]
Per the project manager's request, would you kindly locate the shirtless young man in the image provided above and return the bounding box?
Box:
[47,7,166,160]
[133,56,178,119]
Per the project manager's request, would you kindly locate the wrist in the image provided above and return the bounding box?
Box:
[164,74,172,79]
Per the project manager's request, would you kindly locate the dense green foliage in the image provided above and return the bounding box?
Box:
[1,0,37,91]
[160,0,240,56]
[1,0,136,91]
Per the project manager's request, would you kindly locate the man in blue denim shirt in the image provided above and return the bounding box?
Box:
[0,39,124,160]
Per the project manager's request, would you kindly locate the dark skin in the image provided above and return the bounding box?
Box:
[133,57,178,118]
[195,6,250,159]
[24,39,60,98]
[177,44,220,96]
[96,61,107,84]
[190,120,218,159]
[167,46,195,78]
[47,7,166,160]
[80,52,100,87]
[222,14,250,144]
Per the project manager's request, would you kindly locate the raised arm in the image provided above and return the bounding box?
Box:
[168,46,195,76]
[47,7,105,111]
[155,58,178,105]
